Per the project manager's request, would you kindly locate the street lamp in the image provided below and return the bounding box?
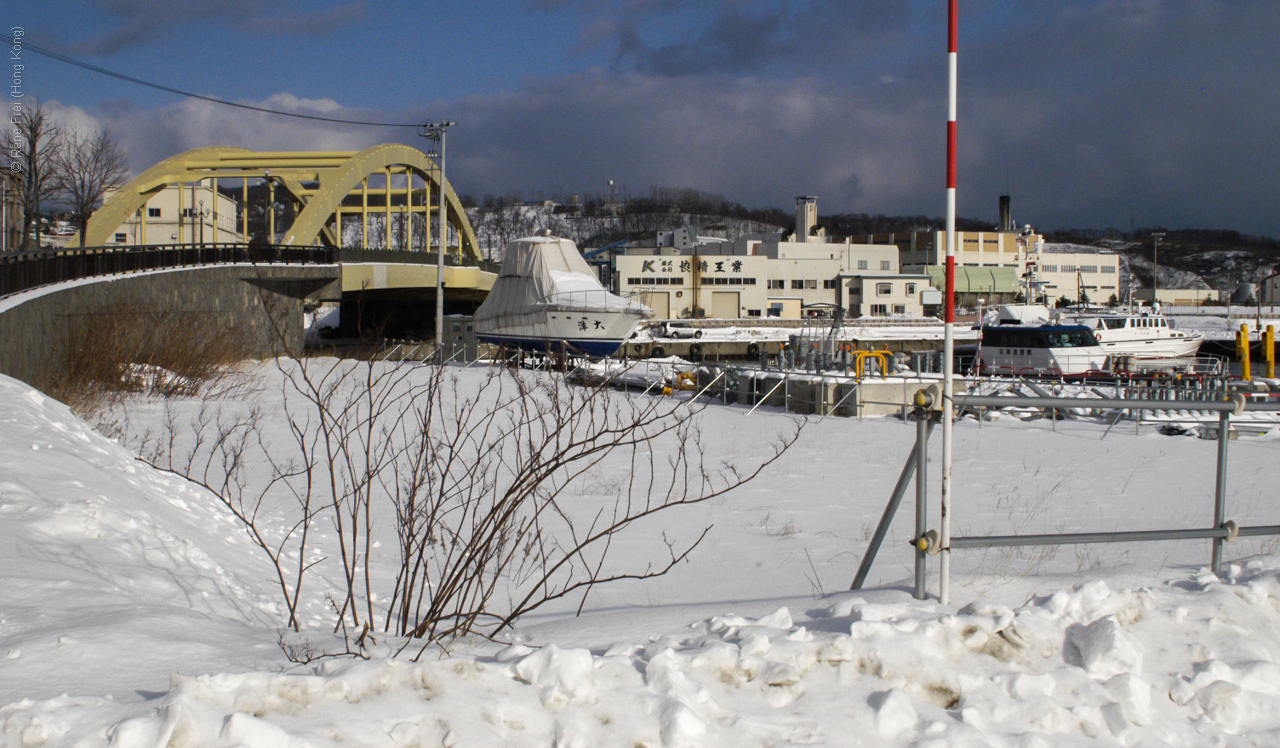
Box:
[419,121,456,357]
[1151,232,1165,303]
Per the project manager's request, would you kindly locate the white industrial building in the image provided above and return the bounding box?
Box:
[848,198,1123,307]
[106,183,241,246]
[613,198,931,320]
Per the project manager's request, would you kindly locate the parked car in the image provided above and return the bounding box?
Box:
[661,322,703,339]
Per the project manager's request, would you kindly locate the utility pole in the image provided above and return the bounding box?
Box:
[1152,232,1165,303]
[420,121,456,356]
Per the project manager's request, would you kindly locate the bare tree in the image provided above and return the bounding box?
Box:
[52,128,128,247]
[4,99,62,248]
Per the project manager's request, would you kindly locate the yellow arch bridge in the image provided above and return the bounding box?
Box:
[62,144,498,336]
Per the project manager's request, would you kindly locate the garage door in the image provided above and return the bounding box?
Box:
[711,291,740,319]
[642,292,670,319]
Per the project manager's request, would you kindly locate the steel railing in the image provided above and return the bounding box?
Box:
[853,391,1280,600]
[0,243,339,299]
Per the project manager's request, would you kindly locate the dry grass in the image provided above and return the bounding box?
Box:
[42,303,251,415]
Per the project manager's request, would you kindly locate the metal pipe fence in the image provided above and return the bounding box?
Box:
[853,391,1280,601]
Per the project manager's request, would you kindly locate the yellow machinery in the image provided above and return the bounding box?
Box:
[853,350,890,379]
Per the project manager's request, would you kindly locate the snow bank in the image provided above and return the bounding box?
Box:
[11,571,1280,746]
[4,364,1280,746]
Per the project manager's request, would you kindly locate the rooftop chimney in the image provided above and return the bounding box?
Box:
[998,195,1013,232]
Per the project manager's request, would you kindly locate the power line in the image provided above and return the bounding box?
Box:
[9,36,423,128]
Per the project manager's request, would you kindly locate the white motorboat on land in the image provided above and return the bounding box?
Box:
[1061,305,1204,365]
[473,234,654,357]
[976,305,1109,377]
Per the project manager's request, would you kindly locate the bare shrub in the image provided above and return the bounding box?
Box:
[136,355,800,654]
[46,303,251,414]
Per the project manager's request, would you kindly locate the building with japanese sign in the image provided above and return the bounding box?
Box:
[615,236,929,320]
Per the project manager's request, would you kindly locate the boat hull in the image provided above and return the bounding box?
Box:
[1094,335,1203,360]
[476,309,646,358]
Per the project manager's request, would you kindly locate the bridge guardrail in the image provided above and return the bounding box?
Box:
[0,243,339,299]
[338,248,500,274]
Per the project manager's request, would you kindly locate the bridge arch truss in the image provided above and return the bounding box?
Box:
[81,144,480,260]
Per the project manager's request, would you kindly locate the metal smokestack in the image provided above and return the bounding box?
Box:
[999,195,1013,232]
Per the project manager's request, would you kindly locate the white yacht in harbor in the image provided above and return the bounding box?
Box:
[1062,306,1204,365]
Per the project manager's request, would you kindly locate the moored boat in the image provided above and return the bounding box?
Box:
[1061,307,1204,365]
[473,234,653,357]
[977,323,1109,377]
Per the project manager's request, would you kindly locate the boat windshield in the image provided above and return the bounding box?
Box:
[983,326,1099,348]
[1102,318,1128,330]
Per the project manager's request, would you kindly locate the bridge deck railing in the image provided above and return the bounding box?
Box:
[338,248,501,274]
[0,243,339,299]
[0,244,501,300]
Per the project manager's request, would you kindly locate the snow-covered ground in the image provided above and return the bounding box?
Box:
[4,361,1280,747]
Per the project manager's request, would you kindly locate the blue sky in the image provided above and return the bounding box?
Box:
[13,0,1280,237]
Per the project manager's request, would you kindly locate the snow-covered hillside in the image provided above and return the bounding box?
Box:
[4,363,1280,746]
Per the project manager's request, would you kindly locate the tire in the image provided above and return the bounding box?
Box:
[746,343,761,358]
[693,330,703,339]
[689,343,703,357]
[651,345,665,358]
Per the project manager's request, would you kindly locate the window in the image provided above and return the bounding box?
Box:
[857,260,868,270]
[1040,265,1057,273]
[181,208,195,218]
[893,305,906,314]
[848,287,861,297]
[906,283,917,295]
[1080,265,1098,273]
[870,304,889,316]
[876,283,893,295]
[767,279,784,289]
[823,279,838,290]
[114,233,127,243]
[1102,266,1117,273]
[746,309,762,317]
[791,279,804,289]
[147,208,161,218]
[880,260,891,270]
[805,279,817,289]
[1062,265,1076,272]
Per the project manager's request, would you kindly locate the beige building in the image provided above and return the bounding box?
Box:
[615,234,920,320]
[1031,247,1122,305]
[851,229,1122,306]
[843,274,932,318]
[106,183,241,246]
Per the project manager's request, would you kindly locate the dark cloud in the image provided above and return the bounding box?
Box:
[68,0,364,54]
[242,2,366,37]
[572,0,915,76]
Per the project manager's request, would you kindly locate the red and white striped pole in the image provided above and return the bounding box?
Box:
[940,0,959,605]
